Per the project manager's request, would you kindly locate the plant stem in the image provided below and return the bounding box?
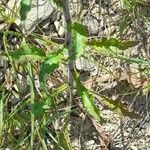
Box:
[27,63,35,150]
[61,0,74,107]
[0,91,4,143]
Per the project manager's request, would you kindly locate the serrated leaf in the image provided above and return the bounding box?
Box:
[92,46,150,66]
[92,91,140,119]
[87,37,138,50]
[39,49,64,88]
[71,22,88,59]
[20,0,31,21]
[74,73,104,122]
[9,44,45,63]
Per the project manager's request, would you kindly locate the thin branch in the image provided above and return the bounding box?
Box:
[61,0,75,105]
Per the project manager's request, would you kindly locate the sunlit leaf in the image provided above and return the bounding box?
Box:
[74,73,104,122]
[50,84,68,97]
[123,0,132,10]
[39,49,65,88]
[20,0,31,21]
[87,37,138,50]
[92,45,150,66]
[71,22,88,59]
[9,44,46,63]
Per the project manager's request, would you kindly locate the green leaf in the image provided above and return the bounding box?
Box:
[92,91,140,119]
[55,128,73,150]
[40,92,53,109]
[92,46,150,66]
[39,49,65,88]
[73,22,88,37]
[50,84,68,97]
[74,73,104,122]
[71,22,88,59]
[9,44,46,63]
[31,101,45,117]
[20,0,31,21]
[53,0,62,7]
[123,0,132,10]
[87,37,138,50]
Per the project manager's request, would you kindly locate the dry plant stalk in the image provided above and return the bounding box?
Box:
[61,0,75,105]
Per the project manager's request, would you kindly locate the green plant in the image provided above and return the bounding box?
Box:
[0,0,149,149]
